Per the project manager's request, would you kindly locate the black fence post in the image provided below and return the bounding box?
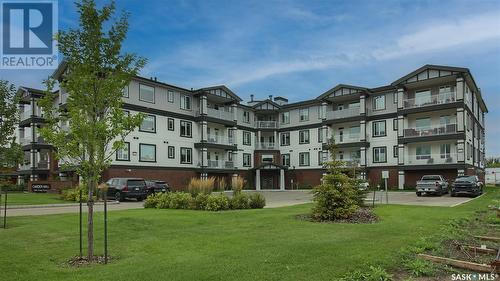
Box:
[79,189,83,258]
[0,188,2,229]
[3,189,7,229]
[104,191,108,264]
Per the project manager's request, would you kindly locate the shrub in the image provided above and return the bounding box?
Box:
[187,177,215,196]
[193,193,209,210]
[231,176,245,195]
[249,193,266,209]
[60,185,92,202]
[404,259,435,277]
[216,177,227,192]
[205,194,230,211]
[0,182,24,192]
[144,193,162,208]
[157,192,172,209]
[230,193,250,209]
[341,265,392,281]
[168,192,193,209]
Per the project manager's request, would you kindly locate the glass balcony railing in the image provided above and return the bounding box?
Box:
[406,153,457,165]
[256,142,277,150]
[403,92,456,109]
[256,121,278,129]
[206,108,233,121]
[326,107,360,120]
[206,134,235,145]
[403,124,457,138]
[206,160,234,169]
[333,133,361,144]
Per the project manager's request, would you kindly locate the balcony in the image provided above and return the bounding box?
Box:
[256,142,278,150]
[403,124,457,138]
[19,137,31,146]
[20,109,33,121]
[403,92,456,109]
[256,121,278,129]
[206,108,233,121]
[406,153,458,165]
[326,107,360,120]
[333,133,361,144]
[206,134,235,146]
[206,160,234,169]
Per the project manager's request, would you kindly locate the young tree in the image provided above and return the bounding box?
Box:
[39,0,146,261]
[311,138,364,221]
[0,80,23,168]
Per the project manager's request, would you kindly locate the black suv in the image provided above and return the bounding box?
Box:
[106,178,148,202]
[145,180,170,196]
[451,176,484,197]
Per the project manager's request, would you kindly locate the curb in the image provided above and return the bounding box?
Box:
[7,201,121,210]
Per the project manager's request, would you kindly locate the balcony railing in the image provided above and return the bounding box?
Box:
[403,92,456,109]
[206,108,233,121]
[206,160,234,169]
[20,109,33,121]
[406,153,457,165]
[19,137,31,145]
[256,142,277,150]
[403,123,457,138]
[333,133,361,144]
[206,134,235,145]
[256,121,278,129]
[326,107,360,120]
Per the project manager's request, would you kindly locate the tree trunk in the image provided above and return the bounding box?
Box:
[87,179,96,260]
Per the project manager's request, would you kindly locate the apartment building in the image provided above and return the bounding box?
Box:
[16,64,487,191]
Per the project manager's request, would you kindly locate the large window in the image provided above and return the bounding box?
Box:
[180,95,191,110]
[180,147,192,164]
[180,121,192,137]
[440,144,451,158]
[139,144,156,162]
[299,108,309,122]
[350,126,360,137]
[415,90,431,105]
[415,118,431,131]
[281,154,290,167]
[168,118,175,131]
[168,146,175,159]
[299,152,310,166]
[243,111,250,123]
[122,86,129,98]
[167,90,174,103]
[373,95,385,110]
[140,115,156,133]
[280,132,290,146]
[416,145,431,159]
[243,131,251,145]
[139,84,155,103]
[243,153,251,167]
[299,130,310,144]
[373,147,387,163]
[318,151,328,165]
[116,142,130,161]
[281,112,290,124]
[372,120,386,137]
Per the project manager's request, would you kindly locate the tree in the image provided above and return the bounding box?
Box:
[311,138,365,221]
[0,80,23,168]
[39,0,146,261]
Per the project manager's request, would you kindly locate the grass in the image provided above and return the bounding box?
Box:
[3,192,66,206]
[0,187,498,281]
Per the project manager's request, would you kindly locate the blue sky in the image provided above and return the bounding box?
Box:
[2,0,500,155]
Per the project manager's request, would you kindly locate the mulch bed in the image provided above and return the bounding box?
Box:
[67,255,113,267]
[296,207,379,224]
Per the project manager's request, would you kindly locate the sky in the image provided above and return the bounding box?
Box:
[1,0,500,155]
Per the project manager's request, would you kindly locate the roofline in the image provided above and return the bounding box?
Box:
[195,85,243,102]
[316,84,368,100]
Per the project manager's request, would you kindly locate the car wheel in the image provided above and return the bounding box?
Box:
[416,192,422,197]
[115,192,123,202]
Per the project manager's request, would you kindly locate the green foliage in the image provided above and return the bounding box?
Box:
[205,194,230,211]
[231,176,245,195]
[230,193,250,209]
[311,139,363,221]
[341,265,393,281]
[404,259,436,277]
[249,193,266,209]
[168,192,193,209]
[0,182,24,192]
[193,193,210,210]
[60,185,95,202]
[144,192,162,208]
[0,80,22,168]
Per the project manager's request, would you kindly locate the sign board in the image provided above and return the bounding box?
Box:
[32,184,50,193]
[382,170,389,179]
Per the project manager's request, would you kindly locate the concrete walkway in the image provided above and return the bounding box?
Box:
[5,201,144,217]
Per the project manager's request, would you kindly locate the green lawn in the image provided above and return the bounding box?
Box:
[3,192,66,206]
[0,187,498,281]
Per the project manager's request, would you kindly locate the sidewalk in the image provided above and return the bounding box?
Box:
[3,201,144,217]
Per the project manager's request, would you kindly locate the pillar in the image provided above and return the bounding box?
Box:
[231,173,238,189]
[231,151,238,169]
[201,121,208,142]
[201,148,208,167]
[321,102,327,120]
[359,94,366,115]
[321,125,328,143]
[273,130,278,147]
[397,115,404,138]
[200,95,207,115]
[457,140,465,163]
[397,88,404,109]
[257,130,261,149]
[398,171,405,190]
[456,76,464,101]
[457,108,465,132]
[17,175,23,185]
[360,147,366,167]
[279,169,285,191]
[398,144,405,165]
[255,169,261,190]
[231,103,237,121]
[360,120,366,141]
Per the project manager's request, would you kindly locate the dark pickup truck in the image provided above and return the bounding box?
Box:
[451,176,484,197]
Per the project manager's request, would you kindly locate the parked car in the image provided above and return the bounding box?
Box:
[451,176,483,197]
[358,180,369,190]
[416,175,449,196]
[105,178,147,202]
[145,180,170,195]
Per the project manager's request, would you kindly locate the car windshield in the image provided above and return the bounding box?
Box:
[128,180,145,187]
[421,176,441,180]
[455,176,476,182]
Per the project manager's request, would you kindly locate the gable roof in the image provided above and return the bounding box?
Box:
[195,85,242,102]
[316,84,368,100]
[252,99,281,110]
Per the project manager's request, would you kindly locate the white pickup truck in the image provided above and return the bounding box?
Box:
[416,175,449,196]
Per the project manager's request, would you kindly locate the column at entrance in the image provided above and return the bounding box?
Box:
[279,169,285,191]
[255,169,261,190]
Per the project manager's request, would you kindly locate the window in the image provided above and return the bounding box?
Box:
[439,115,454,125]
[180,121,192,137]
[393,145,398,158]
[299,108,309,122]
[281,112,290,124]
[281,154,290,167]
[243,131,251,145]
[318,151,328,165]
[350,102,360,108]
[243,153,251,167]
[373,147,387,163]
[393,92,398,104]
[372,120,386,137]
[415,90,431,106]
[180,95,191,110]
[261,155,273,163]
[351,150,361,160]
[280,132,290,146]
[318,127,323,143]
[393,119,398,131]
[122,86,129,98]
[168,146,175,159]
[139,84,155,103]
[116,142,130,161]
[415,118,431,131]
[167,118,175,131]
[416,145,431,159]
[140,115,156,133]
[167,90,174,103]
[299,152,310,166]
[440,144,451,158]
[139,144,156,162]
[373,95,385,110]
[299,130,310,144]
[243,111,250,123]
[350,126,360,138]
[180,147,192,164]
